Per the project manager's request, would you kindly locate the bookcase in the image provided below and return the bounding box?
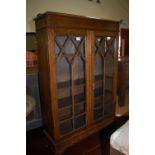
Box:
[35,12,119,155]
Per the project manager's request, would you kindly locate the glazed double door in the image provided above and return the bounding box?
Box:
[50,29,118,138]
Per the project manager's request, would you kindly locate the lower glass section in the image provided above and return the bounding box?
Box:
[74,115,86,129]
[59,119,73,135]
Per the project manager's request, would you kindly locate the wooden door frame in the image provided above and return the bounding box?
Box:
[48,28,92,140]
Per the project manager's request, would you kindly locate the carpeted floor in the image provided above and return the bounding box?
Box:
[26,116,128,155]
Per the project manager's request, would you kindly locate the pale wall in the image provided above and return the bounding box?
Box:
[26,0,129,32]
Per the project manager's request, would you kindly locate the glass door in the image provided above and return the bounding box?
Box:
[93,33,117,121]
[54,34,87,136]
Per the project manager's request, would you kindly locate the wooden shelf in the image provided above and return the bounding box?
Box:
[59,101,85,121]
[59,113,72,122]
[94,98,112,109]
[94,105,103,110]
[95,74,113,81]
[94,88,112,96]
[59,112,86,123]
[58,93,85,108]
[57,75,113,90]
[59,117,73,124]
[75,112,86,119]
[59,101,85,111]
[57,78,86,89]
[59,105,72,111]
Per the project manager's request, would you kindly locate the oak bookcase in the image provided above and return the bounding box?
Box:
[35,12,119,155]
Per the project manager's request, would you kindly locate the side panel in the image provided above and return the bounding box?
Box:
[36,29,53,136]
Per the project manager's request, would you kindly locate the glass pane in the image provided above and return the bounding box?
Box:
[94,96,103,108]
[58,96,72,108]
[106,37,116,54]
[104,103,113,116]
[75,102,85,115]
[105,76,113,93]
[56,57,71,83]
[73,57,85,80]
[65,39,76,55]
[95,37,106,54]
[74,115,85,129]
[94,54,103,76]
[94,50,104,120]
[105,56,114,78]
[59,106,72,121]
[55,36,67,55]
[59,119,73,135]
[94,108,103,120]
[56,57,72,109]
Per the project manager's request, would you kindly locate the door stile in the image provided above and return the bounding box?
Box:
[86,31,93,125]
[112,32,119,115]
[90,31,95,123]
